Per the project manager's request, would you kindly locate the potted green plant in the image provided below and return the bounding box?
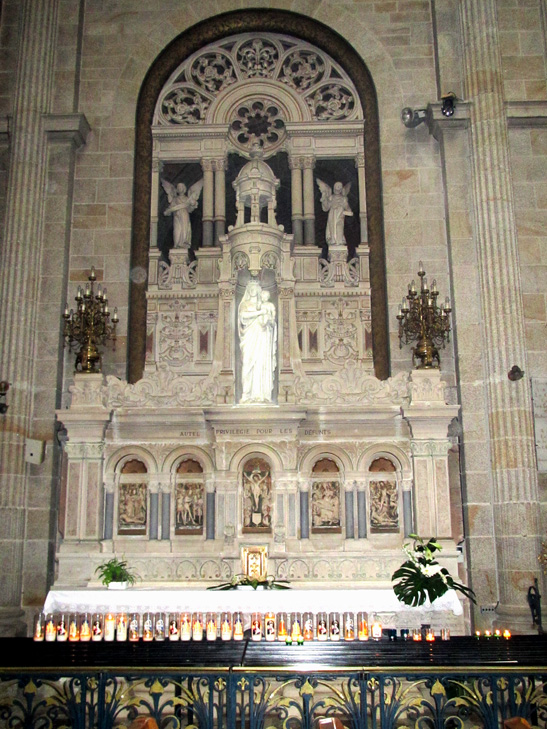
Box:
[95,557,138,590]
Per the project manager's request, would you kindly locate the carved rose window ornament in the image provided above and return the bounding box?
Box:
[155,33,361,133]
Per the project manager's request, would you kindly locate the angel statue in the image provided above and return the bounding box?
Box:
[161,178,204,251]
[316,179,353,247]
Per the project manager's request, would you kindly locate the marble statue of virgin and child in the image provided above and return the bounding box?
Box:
[238,281,277,404]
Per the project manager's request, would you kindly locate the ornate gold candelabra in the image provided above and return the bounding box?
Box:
[62,267,118,373]
[397,262,452,369]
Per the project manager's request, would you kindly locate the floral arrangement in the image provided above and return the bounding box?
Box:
[207,574,290,591]
[392,534,475,607]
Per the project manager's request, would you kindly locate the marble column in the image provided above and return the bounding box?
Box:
[355,153,368,244]
[201,158,214,247]
[103,483,115,541]
[302,157,316,246]
[0,0,60,632]
[357,483,367,538]
[299,486,309,540]
[289,156,304,245]
[149,488,159,540]
[460,0,541,626]
[213,158,226,245]
[161,490,171,540]
[344,488,355,539]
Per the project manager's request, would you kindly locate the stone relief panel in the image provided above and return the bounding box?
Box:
[175,459,204,536]
[242,456,272,533]
[311,458,342,534]
[118,460,148,536]
[369,480,399,533]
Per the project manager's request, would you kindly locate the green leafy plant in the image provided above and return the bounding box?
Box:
[207,574,290,591]
[392,534,475,607]
[95,557,138,587]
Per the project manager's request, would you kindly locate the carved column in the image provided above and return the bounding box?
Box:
[201,158,215,247]
[289,156,304,245]
[213,158,226,245]
[460,0,541,627]
[302,156,316,246]
[0,0,60,632]
[403,370,459,540]
[355,153,368,244]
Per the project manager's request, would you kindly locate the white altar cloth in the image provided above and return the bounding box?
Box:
[44,588,462,616]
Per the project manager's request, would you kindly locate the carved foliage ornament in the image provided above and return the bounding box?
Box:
[155,33,360,127]
[293,364,410,405]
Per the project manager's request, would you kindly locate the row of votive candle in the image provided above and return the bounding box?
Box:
[35,611,386,643]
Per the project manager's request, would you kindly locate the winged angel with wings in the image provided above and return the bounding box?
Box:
[161,178,203,251]
[316,180,353,247]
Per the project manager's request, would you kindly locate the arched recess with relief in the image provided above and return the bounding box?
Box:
[129,9,388,383]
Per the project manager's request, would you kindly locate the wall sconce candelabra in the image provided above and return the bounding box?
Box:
[397,262,452,369]
[62,267,118,373]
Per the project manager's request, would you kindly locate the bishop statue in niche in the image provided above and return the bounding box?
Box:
[242,457,272,533]
[238,280,277,404]
[161,178,203,252]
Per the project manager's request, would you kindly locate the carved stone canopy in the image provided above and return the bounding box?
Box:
[233,145,280,227]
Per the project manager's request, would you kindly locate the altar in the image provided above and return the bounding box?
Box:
[43,588,463,617]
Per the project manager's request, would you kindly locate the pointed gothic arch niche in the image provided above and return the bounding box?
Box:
[128,9,388,383]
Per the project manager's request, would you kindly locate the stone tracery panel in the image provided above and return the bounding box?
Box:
[154,33,362,133]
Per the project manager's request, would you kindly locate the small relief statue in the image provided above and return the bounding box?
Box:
[311,481,341,532]
[118,484,147,533]
[370,480,399,532]
[175,482,204,534]
[161,178,204,251]
[316,179,353,246]
[242,458,272,533]
[238,281,277,404]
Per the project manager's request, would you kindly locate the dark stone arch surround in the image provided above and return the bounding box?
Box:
[129,9,389,383]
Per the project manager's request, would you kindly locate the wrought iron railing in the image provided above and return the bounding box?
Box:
[1,638,546,729]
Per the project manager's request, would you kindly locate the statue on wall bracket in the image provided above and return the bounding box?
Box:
[316,179,353,248]
[161,178,203,253]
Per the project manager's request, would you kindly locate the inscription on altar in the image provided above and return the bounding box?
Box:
[179,431,201,437]
[215,427,296,436]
